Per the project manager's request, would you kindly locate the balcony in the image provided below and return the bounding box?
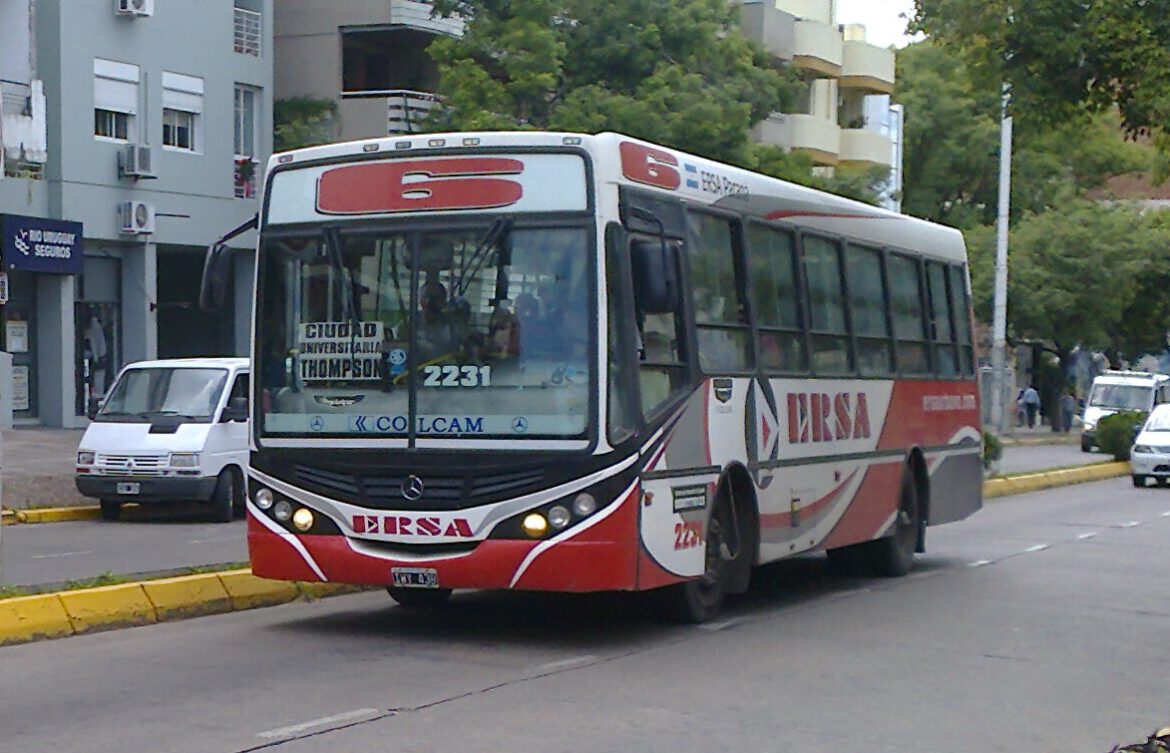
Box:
[792,19,842,77]
[840,41,895,93]
[234,7,261,57]
[839,128,893,168]
[739,1,796,62]
[1,79,47,178]
[386,90,441,134]
[752,113,840,166]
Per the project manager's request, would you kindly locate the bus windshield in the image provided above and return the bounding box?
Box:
[257,222,591,439]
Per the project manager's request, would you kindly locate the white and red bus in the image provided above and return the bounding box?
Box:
[203,131,982,621]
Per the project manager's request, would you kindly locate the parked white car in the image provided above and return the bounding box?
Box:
[75,358,249,521]
[1131,404,1170,488]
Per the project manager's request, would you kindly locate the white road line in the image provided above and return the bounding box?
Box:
[968,559,993,568]
[258,708,381,739]
[537,655,598,671]
[1077,532,1098,540]
[1117,521,1141,528]
[1023,544,1050,553]
[31,550,92,559]
[698,617,749,632]
[1161,511,1170,518]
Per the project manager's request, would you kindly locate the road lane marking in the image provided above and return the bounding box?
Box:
[699,617,750,631]
[258,708,381,739]
[31,550,92,559]
[1077,532,1098,540]
[537,655,598,671]
[968,560,993,567]
[1161,511,1170,517]
[1117,521,1140,528]
[1023,544,1050,553]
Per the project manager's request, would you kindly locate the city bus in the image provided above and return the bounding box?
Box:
[201,131,983,622]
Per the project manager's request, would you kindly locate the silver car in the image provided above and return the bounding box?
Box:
[1130,404,1170,487]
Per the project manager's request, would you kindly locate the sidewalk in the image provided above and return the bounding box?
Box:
[2,427,88,510]
[995,420,1081,446]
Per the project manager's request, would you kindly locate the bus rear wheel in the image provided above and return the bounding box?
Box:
[867,465,920,577]
[387,587,453,609]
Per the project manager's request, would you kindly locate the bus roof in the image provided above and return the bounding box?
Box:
[268,130,965,263]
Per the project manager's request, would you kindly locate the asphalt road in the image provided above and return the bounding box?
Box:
[0,442,1115,589]
[2,477,1169,753]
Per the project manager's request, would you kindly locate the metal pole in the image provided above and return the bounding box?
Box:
[990,96,1013,434]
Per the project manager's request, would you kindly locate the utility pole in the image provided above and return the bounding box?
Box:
[989,91,1013,434]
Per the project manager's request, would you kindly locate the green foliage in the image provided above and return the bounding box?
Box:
[911,0,1170,160]
[273,97,339,152]
[427,0,798,170]
[1097,410,1146,461]
[982,430,1003,471]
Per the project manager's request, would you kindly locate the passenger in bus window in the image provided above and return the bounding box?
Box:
[416,279,453,362]
[486,301,520,360]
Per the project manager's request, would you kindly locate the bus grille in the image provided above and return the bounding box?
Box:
[292,465,546,510]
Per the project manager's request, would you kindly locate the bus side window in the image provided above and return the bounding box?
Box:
[927,261,958,378]
[630,235,689,419]
[845,244,894,376]
[745,223,806,374]
[802,235,853,375]
[888,253,930,375]
[949,265,975,375]
[686,210,752,373]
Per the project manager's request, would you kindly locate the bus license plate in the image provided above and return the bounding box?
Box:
[116,482,140,495]
[391,567,439,589]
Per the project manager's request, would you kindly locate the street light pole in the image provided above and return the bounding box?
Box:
[990,92,1013,434]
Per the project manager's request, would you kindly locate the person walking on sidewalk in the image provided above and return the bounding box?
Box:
[1023,384,1041,428]
[1060,390,1078,433]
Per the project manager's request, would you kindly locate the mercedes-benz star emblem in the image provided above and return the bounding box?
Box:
[401,474,425,501]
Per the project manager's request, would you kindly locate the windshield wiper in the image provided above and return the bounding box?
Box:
[323,226,363,379]
[455,218,512,298]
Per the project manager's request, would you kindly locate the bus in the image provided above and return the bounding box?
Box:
[201,131,983,622]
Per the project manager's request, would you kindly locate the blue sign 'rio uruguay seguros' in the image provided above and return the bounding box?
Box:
[0,214,84,275]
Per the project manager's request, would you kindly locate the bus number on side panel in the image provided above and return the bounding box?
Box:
[422,364,491,388]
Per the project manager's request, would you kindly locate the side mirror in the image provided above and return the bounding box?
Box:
[222,395,248,422]
[199,242,232,312]
[630,238,680,315]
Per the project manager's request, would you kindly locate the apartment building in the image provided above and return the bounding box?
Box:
[740,0,902,207]
[0,0,272,427]
[274,0,462,142]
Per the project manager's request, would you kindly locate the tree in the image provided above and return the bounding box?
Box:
[910,0,1170,167]
[896,41,1151,228]
[427,0,817,178]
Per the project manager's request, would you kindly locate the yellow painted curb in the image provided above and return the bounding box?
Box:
[15,507,101,524]
[217,570,302,611]
[0,509,14,525]
[0,593,74,645]
[984,461,1129,499]
[142,574,233,621]
[297,582,367,600]
[59,583,157,634]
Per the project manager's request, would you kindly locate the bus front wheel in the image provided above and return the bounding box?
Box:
[657,497,738,623]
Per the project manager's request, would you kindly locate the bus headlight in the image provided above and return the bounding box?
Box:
[547,505,571,530]
[274,500,293,523]
[292,508,315,531]
[254,488,274,510]
[522,513,548,538]
[572,493,597,517]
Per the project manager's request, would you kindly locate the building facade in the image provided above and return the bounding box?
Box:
[0,0,272,427]
[740,0,901,208]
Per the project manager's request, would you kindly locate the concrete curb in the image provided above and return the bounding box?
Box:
[984,461,1129,498]
[0,569,365,647]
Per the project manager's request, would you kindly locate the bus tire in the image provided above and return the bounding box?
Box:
[867,465,920,577]
[657,496,738,623]
[99,499,122,522]
[387,587,453,609]
[210,469,238,523]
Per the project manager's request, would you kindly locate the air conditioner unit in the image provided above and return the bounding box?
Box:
[120,200,156,235]
[118,143,155,179]
[115,0,154,17]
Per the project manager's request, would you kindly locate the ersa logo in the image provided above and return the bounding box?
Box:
[353,514,474,538]
[787,392,872,443]
[317,157,525,214]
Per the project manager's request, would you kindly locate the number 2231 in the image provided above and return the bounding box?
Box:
[422,364,492,388]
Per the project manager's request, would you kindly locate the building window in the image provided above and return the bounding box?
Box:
[234,6,262,57]
[234,85,259,198]
[161,72,204,153]
[93,58,139,142]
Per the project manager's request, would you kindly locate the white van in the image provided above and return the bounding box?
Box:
[75,357,250,521]
[1081,370,1170,452]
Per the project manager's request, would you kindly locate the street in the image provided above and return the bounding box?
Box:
[2,476,1168,752]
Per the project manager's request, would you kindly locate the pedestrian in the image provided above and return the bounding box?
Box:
[1023,384,1041,428]
[1060,390,1078,433]
[1015,388,1027,427]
